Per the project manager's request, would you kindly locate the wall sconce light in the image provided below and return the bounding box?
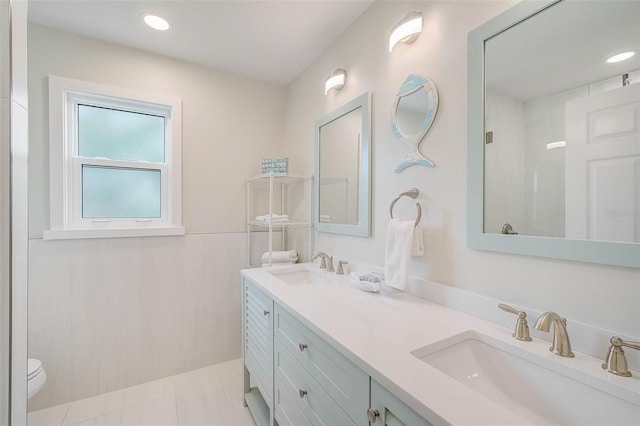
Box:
[324,69,347,95]
[389,11,423,52]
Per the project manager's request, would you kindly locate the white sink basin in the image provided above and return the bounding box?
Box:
[267,266,331,285]
[412,331,640,425]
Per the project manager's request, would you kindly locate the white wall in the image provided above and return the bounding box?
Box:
[285,0,640,346]
[0,4,11,421]
[521,86,587,238]
[484,89,526,235]
[27,24,285,410]
[4,1,30,423]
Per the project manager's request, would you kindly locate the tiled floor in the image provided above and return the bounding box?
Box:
[28,358,256,426]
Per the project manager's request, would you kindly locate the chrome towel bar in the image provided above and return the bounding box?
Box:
[389,188,422,226]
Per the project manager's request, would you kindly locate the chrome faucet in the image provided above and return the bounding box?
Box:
[534,312,574,357]
[312,251,334,272]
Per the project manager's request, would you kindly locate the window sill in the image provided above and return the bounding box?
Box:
[43,226,186,240]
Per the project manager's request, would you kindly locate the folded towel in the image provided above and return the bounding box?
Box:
[261,249,298,263]
[262,258,297,267]
[384,218,419,291]
[255,214,289,223]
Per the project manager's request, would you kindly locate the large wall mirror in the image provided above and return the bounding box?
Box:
[315,92,371,236]
[468,0,640,267]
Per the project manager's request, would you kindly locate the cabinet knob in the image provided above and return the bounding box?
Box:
[263,309,270,316]
[299,389,307,398]
[367,408,380,423]
[298,343,308,352]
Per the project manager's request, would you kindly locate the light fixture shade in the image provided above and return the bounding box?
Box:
[325,69,347,95]
[389,11,423,52]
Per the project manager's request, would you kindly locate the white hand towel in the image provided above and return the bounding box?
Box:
[261,250,298,263]
[412,225,424,256]
[384,218,416,291]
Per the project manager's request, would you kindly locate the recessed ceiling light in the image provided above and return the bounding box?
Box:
[144,14,170,31]
[606,51,636,64]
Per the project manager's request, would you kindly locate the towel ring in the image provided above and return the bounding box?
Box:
[389,188,422,226]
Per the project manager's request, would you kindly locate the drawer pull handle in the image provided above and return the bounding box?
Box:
[367,408,380,423]
[263,310,270,316]
[298,343,308,352]
[299,389,308,398]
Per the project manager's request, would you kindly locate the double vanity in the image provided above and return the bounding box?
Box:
[241,263,640,425]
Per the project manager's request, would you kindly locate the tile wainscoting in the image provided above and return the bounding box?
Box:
[27,232,262,412]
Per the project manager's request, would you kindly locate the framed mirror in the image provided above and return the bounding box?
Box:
[315,92,371,236]
[390,74,438,173]
[467,0,640,268]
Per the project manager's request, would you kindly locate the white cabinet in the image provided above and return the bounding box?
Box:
[242,278,274,426]
[246,173,313,267]
[242,278,432,426]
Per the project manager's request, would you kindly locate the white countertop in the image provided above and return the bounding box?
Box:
[241,263,640,426]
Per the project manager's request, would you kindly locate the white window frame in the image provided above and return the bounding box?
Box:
[44,75,184,239]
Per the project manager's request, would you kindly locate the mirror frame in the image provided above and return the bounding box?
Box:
[390,74,438,172]
[467,0,640,268]
[314,92,372,237]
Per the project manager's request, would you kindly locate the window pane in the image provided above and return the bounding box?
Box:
[78,104,165,163]
[82,166,161,218]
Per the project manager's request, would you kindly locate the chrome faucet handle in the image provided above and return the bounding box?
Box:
[602,336,640,377]
[336,260,348,275]
[498,304,532,341]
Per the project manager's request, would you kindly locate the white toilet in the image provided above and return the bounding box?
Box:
[27,358,46,399]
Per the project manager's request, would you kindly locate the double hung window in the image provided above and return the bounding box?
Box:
[45,76,184,239]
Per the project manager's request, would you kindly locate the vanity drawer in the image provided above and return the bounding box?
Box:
[275,338,356,426]
[274,372,311,426]
[274,304,368,425]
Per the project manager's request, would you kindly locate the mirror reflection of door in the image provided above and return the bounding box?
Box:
[565,84,640,243]
[318,107,362,225]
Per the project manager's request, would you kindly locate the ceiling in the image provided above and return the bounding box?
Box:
[28,0,374,86]
[485,0,640,102]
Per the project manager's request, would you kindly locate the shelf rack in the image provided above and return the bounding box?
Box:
[246,172,313,267]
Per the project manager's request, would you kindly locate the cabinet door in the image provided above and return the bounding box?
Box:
[369,380,432,426]
[244,279,274,403]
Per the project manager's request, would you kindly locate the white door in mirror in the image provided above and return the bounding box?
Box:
[565,84,640,243]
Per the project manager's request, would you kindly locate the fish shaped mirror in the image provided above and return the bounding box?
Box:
[391,73,439,173]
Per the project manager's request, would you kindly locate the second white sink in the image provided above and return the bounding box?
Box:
[411,331,640,425]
